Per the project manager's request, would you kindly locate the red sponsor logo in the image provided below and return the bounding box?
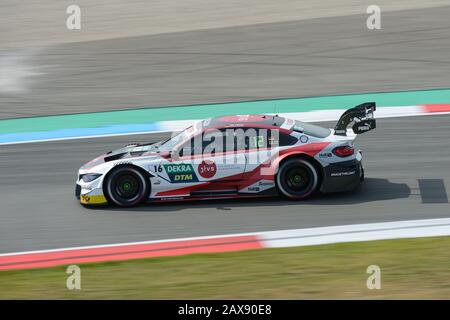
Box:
[198,160,217,178]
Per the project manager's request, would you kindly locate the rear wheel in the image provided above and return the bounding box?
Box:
[276,158,320,200]
[105,166,150,207]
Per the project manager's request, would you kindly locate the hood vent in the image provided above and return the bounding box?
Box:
[104,152,127,162]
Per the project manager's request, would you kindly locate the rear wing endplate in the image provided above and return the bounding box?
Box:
[334,102,376,136]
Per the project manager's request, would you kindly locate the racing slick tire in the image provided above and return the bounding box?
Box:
[276,158,320,200]
[104,166,150,207]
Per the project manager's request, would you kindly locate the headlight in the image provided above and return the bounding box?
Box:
[81,173,102,183]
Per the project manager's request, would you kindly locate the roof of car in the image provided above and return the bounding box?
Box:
[202,114,287,129]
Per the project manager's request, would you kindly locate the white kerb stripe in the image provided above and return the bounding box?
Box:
[259,218,450,248]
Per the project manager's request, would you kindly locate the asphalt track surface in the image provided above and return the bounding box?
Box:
[1,5,450,118]
[1,115,450,253]
[1,5,450,254]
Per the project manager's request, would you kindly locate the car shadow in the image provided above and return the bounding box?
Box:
[91,178,410,213]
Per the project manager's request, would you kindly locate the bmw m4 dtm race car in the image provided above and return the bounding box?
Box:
[76,102,376,207]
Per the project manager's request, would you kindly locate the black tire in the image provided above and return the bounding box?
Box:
[104,166,150,207]
[276,158,320,200]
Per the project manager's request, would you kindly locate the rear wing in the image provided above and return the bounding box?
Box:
[334,102,376,136]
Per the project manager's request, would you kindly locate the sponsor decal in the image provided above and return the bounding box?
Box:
[259,181,274,186]
[80,195,107,204]
[281,118,295,129]
[357,125,370,131]
[186,126,194,134]
[160,196,185,201]
[299,135,309,143]
[330,170,356,177]
[319,152,333,158]
[247,186,260,192]
[163,163,199,183]
[198,160,217,179]
[237,115,250,121]
[220,164,242,170]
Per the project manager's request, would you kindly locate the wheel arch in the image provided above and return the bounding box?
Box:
[275,153,324,186]
[102,163,153,204]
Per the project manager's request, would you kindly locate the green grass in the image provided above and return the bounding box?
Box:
[1,236,450,299]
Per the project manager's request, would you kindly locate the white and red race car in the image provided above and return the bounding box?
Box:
[76,103,376,207]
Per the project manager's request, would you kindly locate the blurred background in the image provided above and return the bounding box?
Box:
[1,0,450,118]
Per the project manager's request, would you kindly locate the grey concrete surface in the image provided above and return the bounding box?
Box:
[1,115,449,253]
[1,6,450,118]
[2,0,447,49]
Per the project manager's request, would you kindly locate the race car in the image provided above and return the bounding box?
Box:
[76,102,376,207]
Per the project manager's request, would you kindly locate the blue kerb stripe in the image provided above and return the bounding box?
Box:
[0,123,160,144]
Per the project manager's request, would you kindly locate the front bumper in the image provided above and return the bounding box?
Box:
[75,184,81,199]
[320,158,363,193]
[75,177,108,206]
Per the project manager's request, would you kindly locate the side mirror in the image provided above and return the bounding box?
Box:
[170,147,183,160]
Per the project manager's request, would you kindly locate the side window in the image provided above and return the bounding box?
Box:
[177,128,297,156]
[178,129,239,156]
[279,133,298,146]
[222,129,236,152]
[202,130,224,155]
[177,135,201,157]
[217,128,247,152]
[232,128,269,150]
[247,129,268,149]
[246,129,297,148]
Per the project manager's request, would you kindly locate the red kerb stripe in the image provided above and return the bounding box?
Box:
[423,104,450,113]
[0,235,262,271]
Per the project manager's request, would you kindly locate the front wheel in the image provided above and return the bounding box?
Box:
[104,166,150,207]
[276,158,320,200]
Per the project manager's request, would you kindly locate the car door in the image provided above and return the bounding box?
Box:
[241,127,273,173]
[173,128,247,182]
[200,128,248,182]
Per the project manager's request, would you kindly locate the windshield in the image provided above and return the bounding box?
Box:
[293,120,331,138]
[157,126,192,152]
